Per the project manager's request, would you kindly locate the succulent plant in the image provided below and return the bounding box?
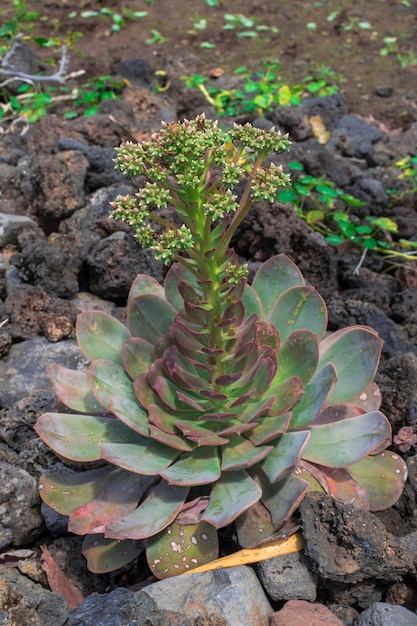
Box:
[35,116,407,579]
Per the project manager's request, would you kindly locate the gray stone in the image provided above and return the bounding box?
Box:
[0,336,87,409]
[143,566,273,626]
[0,212,36,247]
[356,602,417,625]
[0,461,44,545]
[256,551,317,602]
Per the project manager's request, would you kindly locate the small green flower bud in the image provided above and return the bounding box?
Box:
[252,163,291,203]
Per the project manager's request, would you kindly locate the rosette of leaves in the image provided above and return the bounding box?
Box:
[35,116,406,579]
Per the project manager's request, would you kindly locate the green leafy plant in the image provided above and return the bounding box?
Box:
[183,61,340,116]
[279,161,417,265]
[35,116,406,579]
[72,7,148,33]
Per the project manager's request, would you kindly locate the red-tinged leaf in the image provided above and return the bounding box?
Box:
[105,480,189,540]
[348,451,408,510]
[148,403,181,434]
[133,371,161,408]
[275,329,319,385]
[82,535,142,574]
[109,396,149,436]
[68,472,153,535]
[313,403,365,425]
[261,430,310,483]
[221,435,273,470]
[128,294,176,342]
[297,460,369,508]
[39,466,121,516]
[290,363,337,428]
[176,496,209,524]
[318,326,383,405]
[128,273,165,301]
[257,321,280,351]
[188,434,229,446]
[219,420,258,436]
[48,365,102,414]
[149,424,196,451]
[87,360,137,409]
[249,413,291,445]
[348,381,382,412]
[160,447,221,486]
[270,286,327,342]
[235,500,276,547]
[202,470,262,528]
[170,320,203,356]
[259,471,310,528]
[252,254,305,319]
[215,372,242,386]
[100,439,180,475]
[122,337,154,379]
[304,411,392,468]
[76,312,130,366]
[233,351,277,398]
[40,545,85,609]
[35,413,143,462]
[234,396,276,423]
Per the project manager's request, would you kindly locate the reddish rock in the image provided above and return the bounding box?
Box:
[271,600,343,626]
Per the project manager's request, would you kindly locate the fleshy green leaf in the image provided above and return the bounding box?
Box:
[274,329,319,384]
[109,396,149,436]
[221,435,273,470]
[348,451,408,510]
[105,480,189,540]
[122,337,154,378]
[35,414,143,462]
[164,263,198,311]
[128,273,165,301]
[100,439,181,475]
[76,312,130,366]
[304,411,391,467]
[48,364,102,413]
[83,535,142,573]
[249,413,291,445]
[252,254,305,319]
[261,430,310,482]
[202,470,262,527]
[270,286,327,342]
[69,471,153,535]
[257,470,310,527]
[87,360,138,408]
[39,466,121,516]
[160,447,221,485]
[147,521,218,578]
[241,284,263,318]
[318,326,383,404]
[290,362,337,428]
[128,294,176,342]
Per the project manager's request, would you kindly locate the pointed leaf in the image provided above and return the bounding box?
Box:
[297,460,368,508]
[69,471,153,535]
[221,435,273,470]
[128,294,176,342]
[249,413,291,445]
[164,263,197,311]
[160,447,221,486]
[35,414,143,462]
[82,535,142,574]
[48,364,102,414]
[105,480,189,540]
[259,471,310,527]
[275,330,319,385]
[304,411,392,467]
[290,363,337,428]
[318,326,383,405]
[252,254,305,319]
[348,451,408,510]
[39,467,120,516]
[266,376,304,416]
[76,312,130,366]
[270,286,327,342]
[202,470,262,528]
[149,424,196,451]
[122,337,154,379]
[87,360,137,408]
[261,430,310,483]
[100,439,181,475]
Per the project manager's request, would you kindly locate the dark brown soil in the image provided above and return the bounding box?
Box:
[2,0,417,128]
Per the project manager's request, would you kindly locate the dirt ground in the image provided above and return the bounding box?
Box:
[2,0,417,129]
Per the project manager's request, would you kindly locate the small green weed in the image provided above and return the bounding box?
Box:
[182,60,340,116]
[71,7,148,33]
[279,161,417,266]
